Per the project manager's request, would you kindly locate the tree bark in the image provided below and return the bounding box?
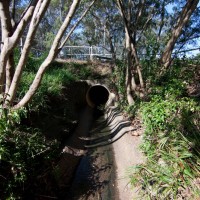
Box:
[116,0,146,104]
[125,30,135,105]
[160,0,199,71]
[105,24,116,63]
[14,0,81,109]
[0,0,13,94]
[116,0,134,105]
[5,54,15,94]
[0,0,37,94]
[157,1,165,43]
[0,0,15,95]
[6,0,50,105]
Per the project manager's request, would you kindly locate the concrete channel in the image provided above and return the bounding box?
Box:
[54,82,143,199]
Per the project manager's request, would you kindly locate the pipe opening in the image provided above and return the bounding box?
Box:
[86,85,110,108]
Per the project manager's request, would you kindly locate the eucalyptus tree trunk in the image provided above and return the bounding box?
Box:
[13,0,96,109]
[0,0,15,94]
[13,0,81,109]
[6,0,50,105]
[0,0,37,95]
[160,0,199,72]
[105,25,116,63]
[116,0,145,105]
[116,0,134,105]
[124,30,135,105]
[0,0,95,109]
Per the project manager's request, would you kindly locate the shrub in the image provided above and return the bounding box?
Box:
[130,89,200,199]
[0,106,60,199]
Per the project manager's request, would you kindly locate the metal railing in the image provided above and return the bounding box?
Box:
[59,46,113,60]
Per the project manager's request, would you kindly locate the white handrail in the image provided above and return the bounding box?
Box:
[59,45,113,60]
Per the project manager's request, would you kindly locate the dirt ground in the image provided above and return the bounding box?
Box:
[112,132,144,200]
[67,128,144,200]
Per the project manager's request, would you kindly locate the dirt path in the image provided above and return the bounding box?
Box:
[112,133,144,200]
[67,131,144,200]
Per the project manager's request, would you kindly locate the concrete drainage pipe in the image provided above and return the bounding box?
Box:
[86,84,110,108]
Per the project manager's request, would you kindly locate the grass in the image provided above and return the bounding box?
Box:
[0,106,60,199]
[3,52,200,199]
[129,63,200,199]
[0,54,94,199]
[18,57,93,110]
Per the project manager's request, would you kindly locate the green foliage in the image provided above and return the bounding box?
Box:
[41,65,76,95]
[140,32,160,81]
[17,58,77,111]
[25,54,45,73]
[124,99,142,118]
[67,62,93,79]
[0,106,59,199]
[130,80,200,199]
[3,54,95,198]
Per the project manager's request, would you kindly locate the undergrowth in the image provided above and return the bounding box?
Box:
[0,53,93,199]
[17,56,93,111]
[130,62,200,199]
[0,106,60,199]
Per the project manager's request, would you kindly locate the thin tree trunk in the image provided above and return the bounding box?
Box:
[116,0,145,103]
[5,53,15,94]
[126,55,135,105]
[117,0,134,105]
[160,0,199,71]
[0,1,37,93]
[0,0,15,95]
[130,43,144,89]
[105,24,116,63]
[157,1,165,43]
[59,0,96,50]
[125,30,134,105]
[6,0,50,105]
[14,0,81,109]
[0,1,13,94]
[10,0,16,27]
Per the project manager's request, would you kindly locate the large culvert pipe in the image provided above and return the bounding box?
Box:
[86,84,110,108]
[55,83,110,190]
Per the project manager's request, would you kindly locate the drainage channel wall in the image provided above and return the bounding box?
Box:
[54,81,110,197]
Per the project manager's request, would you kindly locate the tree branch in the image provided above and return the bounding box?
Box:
[14,0,81,109]
[160,0,199,70]
[6,0,50,105]
[59,0,96,50]
[0,1,37,92]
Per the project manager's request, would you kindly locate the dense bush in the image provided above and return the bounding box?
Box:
[0,106,60,199]
[0,52,96,198]
[0,54,75,198]
[130,60,200,199]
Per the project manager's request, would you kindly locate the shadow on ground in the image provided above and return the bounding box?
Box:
[66,145,116,200]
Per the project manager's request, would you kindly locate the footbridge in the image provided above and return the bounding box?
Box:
[58,46,121,61]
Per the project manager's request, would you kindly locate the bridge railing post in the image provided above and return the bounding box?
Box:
[90,46,93,61]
